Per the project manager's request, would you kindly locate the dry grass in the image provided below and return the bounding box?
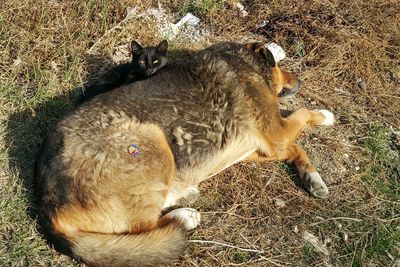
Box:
[1,0,399,266]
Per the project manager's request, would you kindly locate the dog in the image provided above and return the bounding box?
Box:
[34,42,334,266]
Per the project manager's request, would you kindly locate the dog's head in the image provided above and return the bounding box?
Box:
[246,42,300,98]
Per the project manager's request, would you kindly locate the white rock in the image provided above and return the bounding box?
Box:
[266,43,286,63]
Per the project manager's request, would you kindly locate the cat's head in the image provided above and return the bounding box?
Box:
[131,40,168,76]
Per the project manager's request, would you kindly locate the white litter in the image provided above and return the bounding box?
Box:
[174,13,201,27]
[266,43,286,63]
[170,12,201,36]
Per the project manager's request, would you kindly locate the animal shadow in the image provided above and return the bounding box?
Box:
[4,53,114,219]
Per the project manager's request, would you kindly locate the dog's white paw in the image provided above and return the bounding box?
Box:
[165,208,201,230]
[303,172,329,199]
[316,109,335,126]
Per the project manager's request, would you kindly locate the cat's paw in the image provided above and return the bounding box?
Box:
[165,208,201,230]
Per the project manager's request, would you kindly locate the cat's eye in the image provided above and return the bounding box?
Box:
[139,60,145,64]
[153,59,159,64]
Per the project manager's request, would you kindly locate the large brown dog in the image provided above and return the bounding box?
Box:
[35,42,334,266]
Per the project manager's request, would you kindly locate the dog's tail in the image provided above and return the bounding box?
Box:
[61,220,186,267]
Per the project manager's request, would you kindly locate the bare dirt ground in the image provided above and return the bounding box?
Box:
[0,1,399,266]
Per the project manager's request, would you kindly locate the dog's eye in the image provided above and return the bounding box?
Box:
[153,59,159,64]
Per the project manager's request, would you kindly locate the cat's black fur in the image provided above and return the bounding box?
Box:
[82,40,168,100]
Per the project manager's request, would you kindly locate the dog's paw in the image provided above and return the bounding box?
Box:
[316,109,335,126]
[165,208,201,230]
[303,172,329,199]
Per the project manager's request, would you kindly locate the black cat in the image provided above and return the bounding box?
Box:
[82,40,168,100]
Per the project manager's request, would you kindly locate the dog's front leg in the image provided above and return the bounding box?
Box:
[284,143,329,199]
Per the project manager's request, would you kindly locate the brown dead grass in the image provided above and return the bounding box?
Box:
[0,0,399,266]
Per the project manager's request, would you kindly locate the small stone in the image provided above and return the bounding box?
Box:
[235,3,249,17]
[323,236,332,245]
[13,57,22,67]
[236,2,245,10]
[356,77,366,90]
[51,61,59,72]
[240,10,249,17]
[274,198,285,208]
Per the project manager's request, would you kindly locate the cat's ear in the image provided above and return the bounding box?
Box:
[156,40,168,56]
[131,40,143,55]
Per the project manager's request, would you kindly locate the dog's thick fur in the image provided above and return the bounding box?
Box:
[35,42,333,266]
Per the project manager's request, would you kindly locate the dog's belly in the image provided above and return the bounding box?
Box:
[163,141,256,208]
[176,135,263,186]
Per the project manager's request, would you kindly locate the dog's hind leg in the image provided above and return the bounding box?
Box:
[162,183,200,209]
[284,144,329,199]
[159,208,201,231]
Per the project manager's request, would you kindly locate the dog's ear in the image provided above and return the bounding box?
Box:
[131,40,143,55]
[246,42,276,68]
[156,40,168,56]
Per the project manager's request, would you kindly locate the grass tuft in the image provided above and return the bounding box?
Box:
[177,0,226,16]
[362,123,400,202]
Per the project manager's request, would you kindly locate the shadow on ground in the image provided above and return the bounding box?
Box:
[4,53,116,218]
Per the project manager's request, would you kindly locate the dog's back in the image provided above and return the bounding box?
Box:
[76,43,277,167]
